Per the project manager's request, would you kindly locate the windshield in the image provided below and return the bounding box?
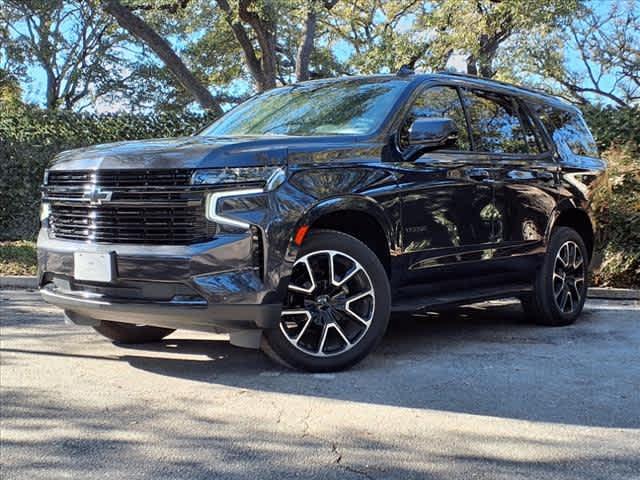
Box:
[201,78,408,137]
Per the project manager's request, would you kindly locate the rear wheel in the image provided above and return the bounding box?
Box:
[262,229,391,372]
[93,321,175,344]
[522,227,588,326]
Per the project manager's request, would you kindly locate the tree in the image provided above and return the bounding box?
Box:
[1,0,128,110]
[423,0,582,78]
[321,0,430,74]
[519,0,639,107]
[0,21,24,106]
[102,0,223,114]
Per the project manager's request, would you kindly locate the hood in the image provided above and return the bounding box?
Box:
[49,135,297,171]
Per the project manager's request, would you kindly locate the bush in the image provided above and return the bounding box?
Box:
[591,146,640,288]
[584,106,640,154]
[0,105,215,240]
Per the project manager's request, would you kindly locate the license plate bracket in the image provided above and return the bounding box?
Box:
[73,252,115,283]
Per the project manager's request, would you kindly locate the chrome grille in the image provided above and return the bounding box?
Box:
[44,169,216,245]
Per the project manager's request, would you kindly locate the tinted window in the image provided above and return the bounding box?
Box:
[400,86,470,150]
[463,90,530,154]
[536,106,598,158]
[518,103,546,154]
[202,78,408,136]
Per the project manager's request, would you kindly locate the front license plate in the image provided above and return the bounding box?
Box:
[74,252,114,282]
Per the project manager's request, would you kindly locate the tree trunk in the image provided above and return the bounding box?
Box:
[237,0,277,92]
[466,55,478,75]
[216,0,274,92]
[296,7,317,81]
[103,0,222,115]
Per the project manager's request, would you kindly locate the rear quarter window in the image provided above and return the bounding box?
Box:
[535,106,598,159]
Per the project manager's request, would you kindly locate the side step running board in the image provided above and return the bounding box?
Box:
[391,284,532,312]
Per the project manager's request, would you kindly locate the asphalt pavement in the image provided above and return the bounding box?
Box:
[1,290,639,479]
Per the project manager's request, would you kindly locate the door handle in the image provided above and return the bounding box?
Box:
[468,168,490,181]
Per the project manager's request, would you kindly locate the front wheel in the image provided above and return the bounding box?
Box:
[522,227,588,326]
[262,229,391,372]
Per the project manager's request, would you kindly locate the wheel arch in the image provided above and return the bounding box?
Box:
[287,195,397,279]
[548,204,595,261]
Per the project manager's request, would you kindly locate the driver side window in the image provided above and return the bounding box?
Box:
[399,86,471,151]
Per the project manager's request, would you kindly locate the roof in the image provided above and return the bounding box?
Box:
[428,72,579,112]
[295,72,578,113]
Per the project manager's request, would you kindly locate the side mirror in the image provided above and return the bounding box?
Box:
[408,117,458,149]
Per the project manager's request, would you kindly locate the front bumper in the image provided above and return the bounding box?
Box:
[37,230,283,332]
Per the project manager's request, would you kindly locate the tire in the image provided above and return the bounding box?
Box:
[262,229,391,372]
[522,227,589,326]
[93,320,175,344]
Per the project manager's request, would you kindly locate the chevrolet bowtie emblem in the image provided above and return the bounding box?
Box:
[82,185,113,205]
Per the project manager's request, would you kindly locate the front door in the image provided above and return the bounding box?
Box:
[392,85,497,288]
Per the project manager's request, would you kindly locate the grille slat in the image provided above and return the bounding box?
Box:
[45,169,216,245]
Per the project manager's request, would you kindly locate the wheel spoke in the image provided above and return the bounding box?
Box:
[288,258,316,294]
[573,253,583,269]
[280,309,312,343]
[558,288,569,311]
[568,243,576,268]
[557,245,569,267]
[345,289,374,325]
[317,323,329,355]
[330,252,361,287]
[331,322,352,347]
[553,272,565,296]
[295,317,312,343]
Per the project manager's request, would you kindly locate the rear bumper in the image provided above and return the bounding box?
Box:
[37,230,283,332]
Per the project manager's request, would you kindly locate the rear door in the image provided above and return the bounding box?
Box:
[462,91,560,275]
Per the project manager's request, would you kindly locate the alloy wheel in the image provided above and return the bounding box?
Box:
[280,250,375,357]
[552,240,585,314]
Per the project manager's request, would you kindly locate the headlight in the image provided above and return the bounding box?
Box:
[192,166,285,190]
[40,202,50,222]
[198,167,286,229]
[205,188,264,228]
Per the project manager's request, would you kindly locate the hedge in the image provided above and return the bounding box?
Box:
[0,106,215,240]
[0,104,638,287]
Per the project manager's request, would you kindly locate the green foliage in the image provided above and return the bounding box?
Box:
[592,146,640,288]
[584,106,640,154]
[0,104,216,240]
[587,106,639,288]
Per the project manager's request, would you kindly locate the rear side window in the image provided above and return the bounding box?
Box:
[462,90,530,154]
[400,86,470,151]
[535,106,598,158]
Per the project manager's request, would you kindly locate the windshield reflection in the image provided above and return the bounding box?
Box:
[201,78,408,137]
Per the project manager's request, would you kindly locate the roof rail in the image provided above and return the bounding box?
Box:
[435,70,557,99]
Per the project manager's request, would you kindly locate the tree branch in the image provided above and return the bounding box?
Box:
[103,0,222,114]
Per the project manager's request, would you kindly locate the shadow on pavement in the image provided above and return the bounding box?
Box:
[4,301,638,429]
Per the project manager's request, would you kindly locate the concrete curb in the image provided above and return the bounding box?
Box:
[587,287,640,300]
[0,276,37,290]
[1,276,639,300]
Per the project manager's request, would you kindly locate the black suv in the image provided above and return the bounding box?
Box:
[38,72,606,372]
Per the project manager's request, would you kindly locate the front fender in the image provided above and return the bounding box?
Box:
[287,194,398,260]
